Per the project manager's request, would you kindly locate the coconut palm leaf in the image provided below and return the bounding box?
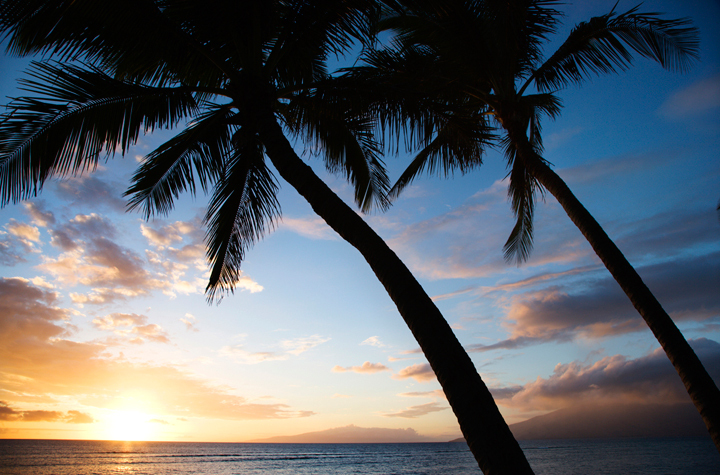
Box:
[530,5,700,93]
[204,132,280,300]
[126,105,234,218]
[0,0,230,86]
[0,61,197,206]
[282,92,389,213]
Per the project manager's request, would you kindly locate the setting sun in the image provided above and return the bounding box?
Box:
[104,411,157,441]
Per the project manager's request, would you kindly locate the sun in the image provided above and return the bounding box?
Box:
[103,410,157,441]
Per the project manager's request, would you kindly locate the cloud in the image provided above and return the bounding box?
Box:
[388,179,588,280]
[149,418,171,425]
[398,390,446,400]
[360,336,387,348]
[65,410,95,424]
[92,313,170,344]
[280,216,337,240]
[393,364,436,383]
[332,362,391,374]
[281,335,330,355]
[141,221,194,248]
[23,202,55,227]
[491,339,720,412]
[7,220,41,245]
[0,218,44,265]
[141,217,263,297]
[0,235,27,266]
[558,149,675,185]
[381,402,449,418]
[39,212,223,303]
[181,313,199,332]
[54,175,127,212]
[40,214,168,304]
[470,251,720,351]
[659,74,720,119]
[220,345,289,364]
[543,126,584,152]
[0,278,313,421]
[0,402,94,423]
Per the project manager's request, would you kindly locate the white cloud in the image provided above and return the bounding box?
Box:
[360,336,387,348]
[280,216,337,240]
[332,362,391,374]
[659,74,720,119]
[281,335,330,355]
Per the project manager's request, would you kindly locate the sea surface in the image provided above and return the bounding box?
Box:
[1,437,717,474]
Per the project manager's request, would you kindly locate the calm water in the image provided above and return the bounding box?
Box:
[1,437,717,474]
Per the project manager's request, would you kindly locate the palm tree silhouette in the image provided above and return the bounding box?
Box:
[344,0,720,452]
[0,1,533,473]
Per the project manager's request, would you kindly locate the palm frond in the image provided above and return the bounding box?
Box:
[204,132,280,302]
[0,61,196,206]
[502,157,540,265]
[389,111,492,199]
[268,0,381,82]
[531,5,699,92]
[0,0,232,87]
[126,105,234,218]
[282,87,390,213]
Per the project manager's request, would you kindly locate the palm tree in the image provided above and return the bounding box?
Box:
[0,1,534,473]
[344,0,720,452]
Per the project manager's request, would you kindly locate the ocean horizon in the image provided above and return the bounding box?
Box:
[2,436,718,474]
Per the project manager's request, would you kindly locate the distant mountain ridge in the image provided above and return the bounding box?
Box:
[450,403,707,442]
[250,403,707,444]
[249,425,436,443]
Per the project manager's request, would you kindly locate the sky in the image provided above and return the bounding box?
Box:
[0,1,719,444]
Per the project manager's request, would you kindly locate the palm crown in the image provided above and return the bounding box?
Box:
[0,0,389,299]
[346,0,699,263]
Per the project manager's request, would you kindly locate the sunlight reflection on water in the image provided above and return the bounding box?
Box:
[0,438,717,474]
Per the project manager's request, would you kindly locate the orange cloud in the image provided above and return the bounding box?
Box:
[280,216,337,240]
[398,390,446,400]
[491,339,720,412]
[393,364,436,382]
[332,362,391,374]
[0,402,94,423]
[92,313,170,344]
[23,202,55,228]
[281,335,330,355]
[381,402,448,418]
[0,278,313,421]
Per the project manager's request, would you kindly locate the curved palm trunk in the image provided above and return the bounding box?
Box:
[513,138,720,453]
[256,109,534,474]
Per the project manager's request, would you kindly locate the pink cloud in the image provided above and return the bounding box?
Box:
[491,339,720,412]
[393,364,436,382]
[332,362,391,374]
[382,402,448,418]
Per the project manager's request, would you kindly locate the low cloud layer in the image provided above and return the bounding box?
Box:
[0,278,313,421]
[381,402,448,418]
[333,362,391,374]
[470,252,720,351]
[0,401,94,423]
[492,339,720,412]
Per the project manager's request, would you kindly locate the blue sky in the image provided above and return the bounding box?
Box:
[0,1,719,442]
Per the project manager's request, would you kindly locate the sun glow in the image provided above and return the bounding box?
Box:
[104,410,157,441]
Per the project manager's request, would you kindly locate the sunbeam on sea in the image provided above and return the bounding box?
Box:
[1,437,717,474]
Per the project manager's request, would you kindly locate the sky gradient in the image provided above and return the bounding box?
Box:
[1,1,719,443]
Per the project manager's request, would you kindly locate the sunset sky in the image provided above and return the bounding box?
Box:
[1,1,719,443]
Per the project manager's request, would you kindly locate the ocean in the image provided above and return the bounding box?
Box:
[1,437,717,474]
